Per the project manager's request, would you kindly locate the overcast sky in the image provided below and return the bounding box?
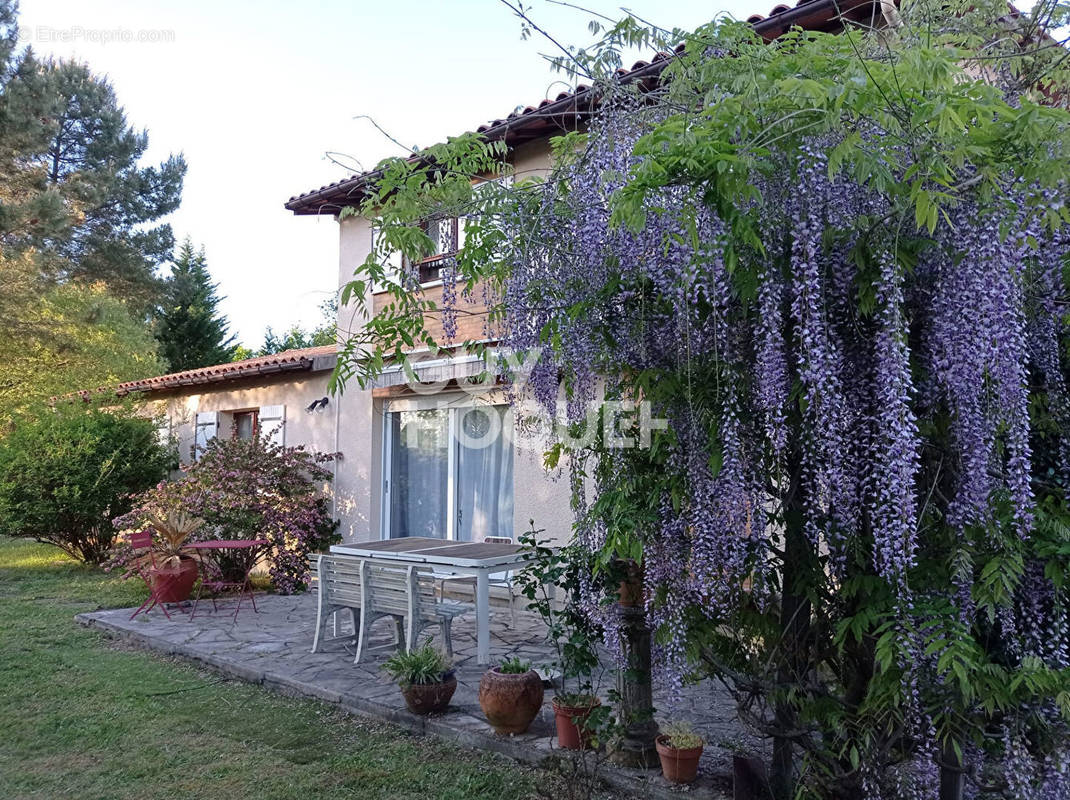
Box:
[18,0,759,347]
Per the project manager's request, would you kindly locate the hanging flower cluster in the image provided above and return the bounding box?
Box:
[481,86,1070,792]
[112,435,339,593]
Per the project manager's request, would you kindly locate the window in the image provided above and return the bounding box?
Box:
[382,402,513,541]
[409,217,460,285]
[232,410,258,440]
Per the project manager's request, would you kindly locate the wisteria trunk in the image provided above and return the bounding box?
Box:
[771,497,814,799]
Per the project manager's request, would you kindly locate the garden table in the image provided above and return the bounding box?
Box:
[187,539,271,622]
[329,537,532,664]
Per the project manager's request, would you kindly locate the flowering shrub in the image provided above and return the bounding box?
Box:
[113,435,338,593]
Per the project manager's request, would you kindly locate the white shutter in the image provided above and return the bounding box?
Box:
[194,411,218,460]
[259,405,285,447]
[155,414,171,447]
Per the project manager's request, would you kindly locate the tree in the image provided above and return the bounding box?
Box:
[0,251,167,426]
[334,0,1070,795]
[0,33,185,310]
[154,239,237,371]
[35,60,185,308]
[0,1,181,419]
[0,401,173,564]
[253,296,336,356]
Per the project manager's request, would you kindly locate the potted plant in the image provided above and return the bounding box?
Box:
[145,511,203,604]
[382,641,456,714]
[479,656,544,735]
[516,524,605,750]
[655,721,704,784]
[611,555,643,607]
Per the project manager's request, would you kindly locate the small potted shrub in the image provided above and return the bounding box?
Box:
[382,641,456,714]
[551,689,602,750]
[479,657,544,735]
[655,721,704,784]
[516,524,604,750]
[145,512,203,604]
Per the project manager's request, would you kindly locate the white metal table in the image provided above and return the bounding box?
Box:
[329,537,531,665]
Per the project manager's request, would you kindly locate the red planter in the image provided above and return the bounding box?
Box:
[479,667,544,735]
[615,558,643,607]
[655,735,703,784]
[552,696,600,749]
[150,557,199,604]
[400,674,457,714]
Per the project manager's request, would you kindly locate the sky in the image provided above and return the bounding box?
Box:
[16,0,760,348]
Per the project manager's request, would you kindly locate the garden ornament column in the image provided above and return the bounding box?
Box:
[609,603,659,769]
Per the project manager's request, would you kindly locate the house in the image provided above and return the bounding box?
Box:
[281,0,899,547]
[116,344,340,474]
[111,1,893,546]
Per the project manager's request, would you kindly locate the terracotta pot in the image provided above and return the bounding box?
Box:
[615,558,643,607]
[552,695,600,749]
[656,735,703,784]
[150,556,198,604]
[479,667,544,735]
[400,673,457,714]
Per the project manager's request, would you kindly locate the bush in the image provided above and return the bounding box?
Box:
[113,434,338,593]
[0,403,174,563]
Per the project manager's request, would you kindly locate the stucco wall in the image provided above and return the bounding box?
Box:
[333,215,377,541]
[148,372,336,466]
[329,139,576,546]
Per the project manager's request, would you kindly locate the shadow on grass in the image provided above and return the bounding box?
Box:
[0,535,549,800]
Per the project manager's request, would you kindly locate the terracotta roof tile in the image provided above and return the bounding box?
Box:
[112,345,337,396]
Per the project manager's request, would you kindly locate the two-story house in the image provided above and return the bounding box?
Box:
[115,0,893,548]
[281,0,894,546]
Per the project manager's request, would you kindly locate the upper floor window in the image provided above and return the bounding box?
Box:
[407,216,461,285]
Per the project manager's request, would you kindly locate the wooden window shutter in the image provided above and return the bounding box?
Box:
[194,411,218,460]
[259,405,285,447]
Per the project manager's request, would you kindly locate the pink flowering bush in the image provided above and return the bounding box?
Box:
[112,435,338,593]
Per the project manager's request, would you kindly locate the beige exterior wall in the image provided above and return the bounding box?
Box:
[334,214,377,542]
[329,138,575,546]
[147,371,336,466]
[130,137,571,548]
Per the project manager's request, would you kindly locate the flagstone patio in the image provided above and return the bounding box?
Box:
[77,592,753,799]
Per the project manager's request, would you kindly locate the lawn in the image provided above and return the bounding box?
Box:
[0,536,545,800]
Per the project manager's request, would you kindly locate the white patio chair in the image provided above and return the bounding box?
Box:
[354,560,469,664]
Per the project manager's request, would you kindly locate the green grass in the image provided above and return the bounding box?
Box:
[0,536,544,800]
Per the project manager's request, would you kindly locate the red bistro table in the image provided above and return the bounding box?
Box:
[186,539,270,621]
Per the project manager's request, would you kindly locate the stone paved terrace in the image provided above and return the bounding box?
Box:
[77,593,751,799]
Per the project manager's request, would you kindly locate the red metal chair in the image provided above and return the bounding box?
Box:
[125,529,177,621]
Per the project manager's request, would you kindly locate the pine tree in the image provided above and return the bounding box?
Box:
[38,60,185,309]
[155,240,236,371]
[0,43,185,311]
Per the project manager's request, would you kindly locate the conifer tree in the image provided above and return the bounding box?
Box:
[155,240,236,371]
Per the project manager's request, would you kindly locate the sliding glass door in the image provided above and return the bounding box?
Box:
[383,403,513,541]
